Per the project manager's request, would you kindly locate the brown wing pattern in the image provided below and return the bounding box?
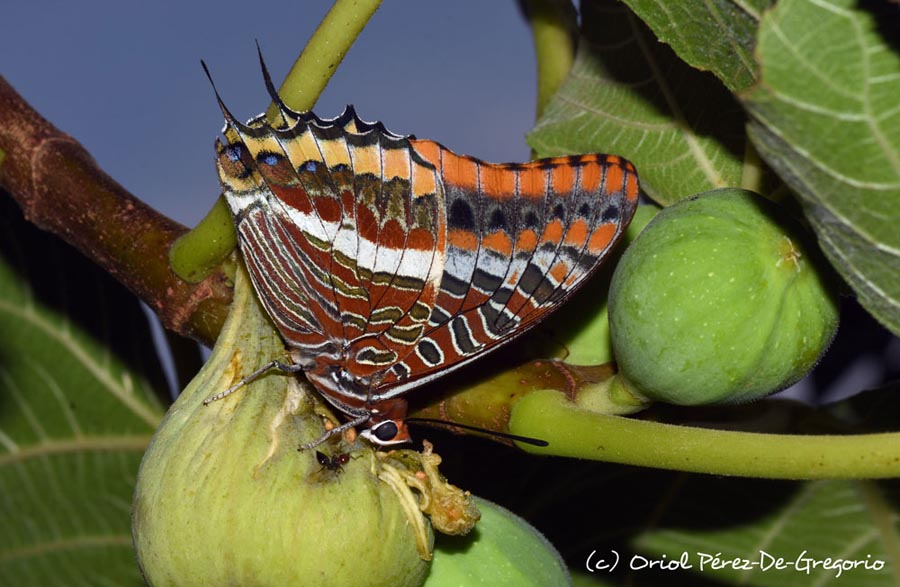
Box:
[206,48,642,446]
[214,80,636,421]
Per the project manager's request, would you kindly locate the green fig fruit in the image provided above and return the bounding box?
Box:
[608,189,839,405]
[425,497,569,586]
[132,265,431,587]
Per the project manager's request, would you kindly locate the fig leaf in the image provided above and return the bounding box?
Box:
[0,199,165,585]
[742,0,900,336]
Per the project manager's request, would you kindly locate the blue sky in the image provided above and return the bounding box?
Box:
[3,0,537,226]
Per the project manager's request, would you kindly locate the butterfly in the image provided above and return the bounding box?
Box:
[203,54,639,447]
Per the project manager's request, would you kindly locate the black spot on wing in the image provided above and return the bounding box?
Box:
[552,203,566,221]
[417,339,442,366]
[450,317,479,354]
[488,208,508,231]
[601,205,621,223]
[392,362,410,379]
[449,199,476,231]
[429,305,452,325]
[523,210,541,230]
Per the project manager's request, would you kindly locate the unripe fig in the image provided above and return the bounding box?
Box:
[426,497,569,586]
[132,266,431,587]
[608,189,839,405]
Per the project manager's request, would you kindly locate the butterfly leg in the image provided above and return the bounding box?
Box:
[203,360,303,405]
[298,412,371,450]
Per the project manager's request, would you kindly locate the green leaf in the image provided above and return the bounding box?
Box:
[742,0,900,336]
[619,0,773,92]
[527,0,747,205]
[0,198,165,586]
[637,479,899,586]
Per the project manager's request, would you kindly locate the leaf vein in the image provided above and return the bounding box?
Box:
[0,534,133,564]
[553,93,677,132]
[0,435,151,467]
[769,18,858,100]
[0,300,161,428]
[628,10,725,186]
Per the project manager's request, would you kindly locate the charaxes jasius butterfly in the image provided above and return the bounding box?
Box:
[202,56,640,447]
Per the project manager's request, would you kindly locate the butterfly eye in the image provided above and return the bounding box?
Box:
[370,421,400,444]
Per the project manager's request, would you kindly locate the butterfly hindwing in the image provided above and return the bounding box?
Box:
[378,143,639,394]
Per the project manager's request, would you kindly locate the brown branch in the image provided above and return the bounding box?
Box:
[0,75,231,346]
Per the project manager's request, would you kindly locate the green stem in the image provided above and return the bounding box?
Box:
[510,390,900,479]
[171,0,383,284]
[267,0,383,118]
[525,0,577,120]
[169,197,236,283]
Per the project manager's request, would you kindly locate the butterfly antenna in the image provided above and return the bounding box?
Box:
[200,59,242,127]
[405,418,549,447]
[255,40,296,123]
